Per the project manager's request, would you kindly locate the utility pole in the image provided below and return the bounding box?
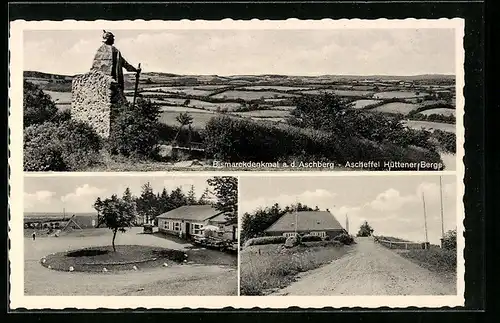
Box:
[439,176,445,239]
[422,192,429,244]
[345,214,349,234]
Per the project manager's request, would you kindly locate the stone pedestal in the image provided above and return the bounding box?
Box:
[71,71,125,138]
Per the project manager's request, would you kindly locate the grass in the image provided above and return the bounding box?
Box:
[419,108,456,117]
[212,90,298,100]
[240,241,349,295]
[403,120,456,133]
[374,91,429,99]
[396,246,457,282]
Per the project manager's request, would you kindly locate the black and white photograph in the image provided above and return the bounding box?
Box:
[22,175,238,296]
[239,175,461,297]
[19,20,461,172]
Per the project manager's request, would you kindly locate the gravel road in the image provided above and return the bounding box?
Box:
[272,237,456,296]
[24,228,237,296]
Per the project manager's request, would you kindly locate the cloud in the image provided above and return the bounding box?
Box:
[60,184,106,204]
[24,190,56,208]
[369,188,416,211]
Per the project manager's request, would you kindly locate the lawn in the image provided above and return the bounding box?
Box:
[240,242,349,295]
[45,90,72,104]
[371,102,419,115]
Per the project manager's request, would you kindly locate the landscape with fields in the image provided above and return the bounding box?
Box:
[24,71,457,171]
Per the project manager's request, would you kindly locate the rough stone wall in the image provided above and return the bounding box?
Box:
[71,70,125,138]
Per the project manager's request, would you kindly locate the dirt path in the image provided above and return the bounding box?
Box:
[273,237,456,296]
[24,228,237,296]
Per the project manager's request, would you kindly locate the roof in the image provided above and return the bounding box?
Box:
[265,211,344,232]
[156,205,223,222]
[208,213,229,224]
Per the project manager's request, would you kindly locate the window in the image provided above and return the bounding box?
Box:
[173,222,181,231]
[310,231,326,238]
[163,221,170,230]
[283,232,297,238]
[192,223,203,235]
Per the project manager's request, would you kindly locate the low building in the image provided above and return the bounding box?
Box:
[157,205,237,241]
[264,210,346,239]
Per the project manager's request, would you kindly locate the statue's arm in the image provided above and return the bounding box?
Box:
[121,56,137,72]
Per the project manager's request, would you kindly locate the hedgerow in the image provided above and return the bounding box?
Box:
[244,236,286,247]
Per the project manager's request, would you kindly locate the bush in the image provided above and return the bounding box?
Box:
[333,233,355,245]
[244,236,286,247]
[203,116,443,167]
[432,129,456,153]
[107,98,161,158]
[23,80,59,127]
[441,229,457,250]
[301,234,323,242]
[24,119,102,171]
[157,123,204,145]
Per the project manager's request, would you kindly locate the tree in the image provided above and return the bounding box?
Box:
[107,98,161,158]
[23,80,59,127]
[357,221,374,237]
[169,187,188,209]
[157,188,172,214]
[208,176,238,225]
[94,194,136,252]
[173,112,193,146]
[93,197,104,228]
[198,187,212,205]
[136,182,158,224]
[187,185,197,205]
[441,229,457,250]
[122,187,137,223]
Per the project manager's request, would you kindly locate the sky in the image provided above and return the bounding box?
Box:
[24,176,217,214]
[23,29,456,76]
[239,175,458,245]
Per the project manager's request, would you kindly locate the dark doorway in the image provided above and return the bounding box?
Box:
[185,222,191,238]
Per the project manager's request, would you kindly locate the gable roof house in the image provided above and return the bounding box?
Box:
[157,205,237,241]
[264,210,346,239]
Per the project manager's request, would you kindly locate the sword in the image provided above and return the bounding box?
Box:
[132,63,141,106]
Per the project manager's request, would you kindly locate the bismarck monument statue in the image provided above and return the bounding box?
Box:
[71,31,141,137]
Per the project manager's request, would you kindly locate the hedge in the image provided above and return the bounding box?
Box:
[243,236,286,247]
[204,116,443,169]
[333,233,355,245]
[300,234,323,242]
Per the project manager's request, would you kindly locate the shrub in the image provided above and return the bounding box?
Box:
[301,234,323,242]
[204,116,442,167]
[24,120,102,171]
[333,233,355,245]
[441,229,457,250]
[107,98,161,158]
[23,80,59,127]
[244,236,286,247]
[156,123,204,145]
[432,129,456,153]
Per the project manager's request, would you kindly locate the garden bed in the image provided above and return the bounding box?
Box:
[40,245,188,272]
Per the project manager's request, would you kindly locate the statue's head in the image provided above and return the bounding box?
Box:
[102,30,115,45]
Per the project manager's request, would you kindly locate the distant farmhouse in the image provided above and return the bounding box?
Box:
[157,205,237,241]
[265,210,346,239]
[24,213,98,230]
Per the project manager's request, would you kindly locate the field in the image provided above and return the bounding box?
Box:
[373,91,429,99]
[404,120,456,133]
[240,242,349,295]
[300,89,373,97]
[350,99,382,109]
[371,102,419,115]
[235,110,290,118]
[212,90,298,100]
[420,108,456,117]
[159,111,220,129]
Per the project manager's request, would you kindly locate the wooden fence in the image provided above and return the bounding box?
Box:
[374,237,430,250]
